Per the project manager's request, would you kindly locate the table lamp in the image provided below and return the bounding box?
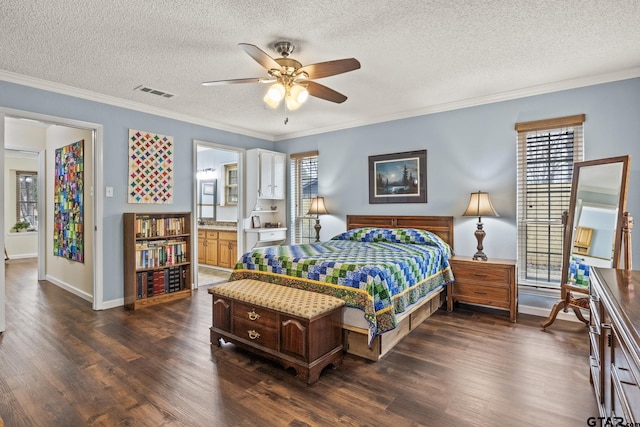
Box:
[462,191,499,261]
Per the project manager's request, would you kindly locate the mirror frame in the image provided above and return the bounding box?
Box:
[560,155,631,290]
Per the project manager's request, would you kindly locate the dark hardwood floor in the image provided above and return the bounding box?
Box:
[1,258,598,426]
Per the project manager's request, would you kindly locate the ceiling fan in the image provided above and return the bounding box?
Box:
[202,41,360,114]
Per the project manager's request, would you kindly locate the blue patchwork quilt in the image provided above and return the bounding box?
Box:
[230,228,454,343]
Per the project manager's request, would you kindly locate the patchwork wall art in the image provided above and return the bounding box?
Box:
[128,129,174,204]
[53,139,84,263]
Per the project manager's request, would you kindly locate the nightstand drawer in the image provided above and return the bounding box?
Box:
[452,283,509,306]
[450,264,511,287]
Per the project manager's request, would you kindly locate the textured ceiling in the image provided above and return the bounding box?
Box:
[1,1,640,141]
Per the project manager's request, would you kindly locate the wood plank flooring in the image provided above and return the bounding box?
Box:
[0,258,598,426]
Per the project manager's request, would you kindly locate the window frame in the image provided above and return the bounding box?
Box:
[15,170,38,230]
[290,151,319,244]
[515,114,585,289]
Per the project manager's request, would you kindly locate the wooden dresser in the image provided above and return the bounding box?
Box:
[209,280,344,385]
[447,256,517,322]
[589,267,640,423]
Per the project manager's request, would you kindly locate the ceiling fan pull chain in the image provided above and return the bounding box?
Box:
[284,101,289,125]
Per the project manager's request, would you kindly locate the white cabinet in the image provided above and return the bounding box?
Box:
[257,150,285,199]
[245,149,287,252]
[244,228,287,250]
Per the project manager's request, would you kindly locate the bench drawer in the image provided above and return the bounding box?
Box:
[233,301,278,328]
[233,317,278,349]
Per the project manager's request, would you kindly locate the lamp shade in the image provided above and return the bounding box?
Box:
[462,191,499,218]
[307,197,329,216]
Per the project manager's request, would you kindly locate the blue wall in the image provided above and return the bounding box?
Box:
[2,77,639,304]
[276,78,640,267]
[1,80,273,302]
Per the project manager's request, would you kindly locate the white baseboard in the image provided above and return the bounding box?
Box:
[518,304,583,322]
[100,298,124,310]
[5,253,38,259]
[45,275,93,303]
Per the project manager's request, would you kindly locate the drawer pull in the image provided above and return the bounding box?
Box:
[473,291,488,295]
[472,273,488,277]
[247,330,260,340]
[247,310,260,321]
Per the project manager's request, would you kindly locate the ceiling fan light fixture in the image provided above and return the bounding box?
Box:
[290,84,309,104]
[267,83,285,102]
[263,93,281,109]
[285,96,303,111]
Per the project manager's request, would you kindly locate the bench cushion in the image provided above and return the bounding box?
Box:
[209,279,344,319]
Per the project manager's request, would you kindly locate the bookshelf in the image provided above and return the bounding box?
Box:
[123,212,193,309]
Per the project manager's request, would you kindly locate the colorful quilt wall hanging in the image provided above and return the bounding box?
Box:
[128,129,174,204]
[53,139,84,263]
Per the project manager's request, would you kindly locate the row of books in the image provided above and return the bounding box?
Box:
[136,266,187,299]
[135,241,187,268]
[134,217,186,238]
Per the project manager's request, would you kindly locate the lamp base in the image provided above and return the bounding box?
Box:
[473,220,488,261]
[314,219,321,242]
[472,251,488,261]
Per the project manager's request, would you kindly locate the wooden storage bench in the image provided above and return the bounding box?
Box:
[208,279,345,385]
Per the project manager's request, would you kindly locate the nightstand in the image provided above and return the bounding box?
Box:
[447,256,517,322]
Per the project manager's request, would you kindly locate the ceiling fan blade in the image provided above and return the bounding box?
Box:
[201,77,261,86]
[306,81,348,103]
[298,58,360,80]
[239,43,281,70]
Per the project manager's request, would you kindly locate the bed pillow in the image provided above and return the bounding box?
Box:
[331,227,452,257]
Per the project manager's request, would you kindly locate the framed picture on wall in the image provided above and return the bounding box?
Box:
[368,149,427,204]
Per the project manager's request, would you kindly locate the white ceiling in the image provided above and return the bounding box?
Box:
[2,1,639,141]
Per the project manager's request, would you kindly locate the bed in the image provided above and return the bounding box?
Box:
[229,215,454,361]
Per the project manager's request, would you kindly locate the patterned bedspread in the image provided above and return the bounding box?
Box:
[230,228,454,343]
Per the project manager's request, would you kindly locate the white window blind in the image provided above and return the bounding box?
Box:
[290,151,319,244]
[516,115,585,288]
[16,170,38,229]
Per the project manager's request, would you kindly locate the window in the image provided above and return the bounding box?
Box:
[16,170,38,230]
[290,151,318,244]
[516,115,584,288]
[224,163,238,205]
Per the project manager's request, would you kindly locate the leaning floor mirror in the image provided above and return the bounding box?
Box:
[541,155,632,329]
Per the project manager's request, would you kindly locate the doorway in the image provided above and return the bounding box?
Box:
[193,140,244,287]
[1,109,104,332]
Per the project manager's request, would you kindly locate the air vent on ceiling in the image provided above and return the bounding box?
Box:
[134,85,175,98]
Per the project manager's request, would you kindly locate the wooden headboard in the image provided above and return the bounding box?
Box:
[346,215,454,250]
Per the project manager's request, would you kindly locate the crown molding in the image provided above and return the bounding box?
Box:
[3,67,639,143]
[274,67,640,141]
[0,70,275,141]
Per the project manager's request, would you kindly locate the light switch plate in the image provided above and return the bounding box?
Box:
[106,186,114,197]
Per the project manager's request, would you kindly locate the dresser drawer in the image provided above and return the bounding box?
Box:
[452,283,509,306]
[232,317,278,349]
[232,301,278,328]
[452,264,511,287]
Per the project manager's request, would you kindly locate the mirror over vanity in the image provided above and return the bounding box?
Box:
[541,155,632,329]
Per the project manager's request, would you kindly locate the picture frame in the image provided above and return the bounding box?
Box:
[368,149,427,204]
[251,215,261,228]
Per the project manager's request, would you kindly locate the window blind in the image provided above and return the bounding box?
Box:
[290,151,319,244]
[516,115,584,287]
[16,170,38,228]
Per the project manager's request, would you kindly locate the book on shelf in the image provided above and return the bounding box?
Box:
[135,217,186,238]
[135,265,187,299]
